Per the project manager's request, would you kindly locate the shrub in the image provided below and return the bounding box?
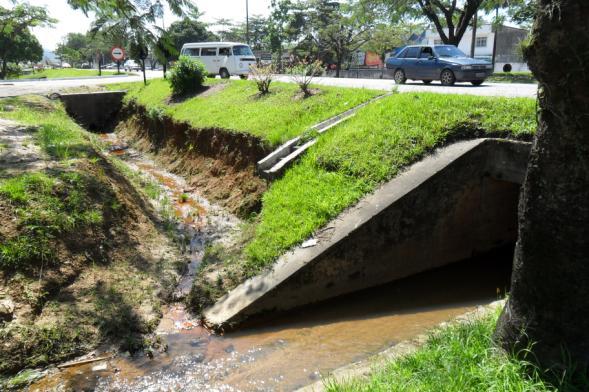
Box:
[288,60,323,97]
[6,63,23,78]
[250,63,275,94]
[168,55,206,96]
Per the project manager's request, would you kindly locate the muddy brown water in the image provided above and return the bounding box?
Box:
[30,248,512,392]
[29,132,513,391]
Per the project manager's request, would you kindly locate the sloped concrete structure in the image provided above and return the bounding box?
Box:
[204,138,531,330]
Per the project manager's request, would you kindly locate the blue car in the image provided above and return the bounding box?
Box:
[386,45,493,86]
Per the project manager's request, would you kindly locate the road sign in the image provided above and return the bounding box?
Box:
[111,47,125,62]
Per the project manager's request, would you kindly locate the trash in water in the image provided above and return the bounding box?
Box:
[91,362,108,372]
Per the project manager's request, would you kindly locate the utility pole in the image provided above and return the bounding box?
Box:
[470,11,477,58]
[246,0,250,45]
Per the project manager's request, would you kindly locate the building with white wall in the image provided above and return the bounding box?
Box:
[421,24,529,72]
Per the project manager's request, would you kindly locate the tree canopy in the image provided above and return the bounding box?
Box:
[0,2,55,78]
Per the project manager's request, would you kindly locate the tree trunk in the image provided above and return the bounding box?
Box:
[142,59,147,85]
[494,0,589,374]
[1,60,7,80]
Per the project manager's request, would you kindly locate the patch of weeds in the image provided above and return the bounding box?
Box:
[147,106,166,122]
[0,322,94,375]
[0,170,111,271]
[324,308,585,392]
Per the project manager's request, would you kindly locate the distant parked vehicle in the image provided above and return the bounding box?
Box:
[179,42,256,79]
[124,60,141,72]
[385,45,493,86]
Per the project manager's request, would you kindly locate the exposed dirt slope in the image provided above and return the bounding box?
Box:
[0,101,185,379]
[115,103,270,217]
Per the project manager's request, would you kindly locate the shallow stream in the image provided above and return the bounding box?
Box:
[29,132,512,391]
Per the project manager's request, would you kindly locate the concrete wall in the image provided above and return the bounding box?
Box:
[58,91,126,131]
[204,139,531,329]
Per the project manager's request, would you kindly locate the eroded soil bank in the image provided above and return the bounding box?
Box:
[115,102,271,218]
[0,113,185,382]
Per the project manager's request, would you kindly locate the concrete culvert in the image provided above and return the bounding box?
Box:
[204,138,531,330]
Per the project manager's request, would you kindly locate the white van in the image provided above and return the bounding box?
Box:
[179,42,256,79]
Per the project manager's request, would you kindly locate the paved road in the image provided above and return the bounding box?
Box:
[0,70,163,98]
[0,71,537,98]
[275,75,537,98]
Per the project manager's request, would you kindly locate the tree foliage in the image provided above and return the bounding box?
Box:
[0,1,55,79]
[166,18,216,58]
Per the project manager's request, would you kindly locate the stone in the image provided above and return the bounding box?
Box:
[0,298,15,321]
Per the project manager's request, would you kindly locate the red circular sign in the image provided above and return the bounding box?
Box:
[111,47,125,62]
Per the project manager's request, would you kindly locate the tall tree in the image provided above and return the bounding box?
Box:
[0,1,55,79]
[300,0,375,76]
[494,0,589,379]
[166,18,216,58]
[384,0,484,45]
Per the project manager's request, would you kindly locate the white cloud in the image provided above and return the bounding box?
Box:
[1,0,271,51]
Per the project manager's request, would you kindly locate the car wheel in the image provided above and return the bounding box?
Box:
[239,74,248,80]
[219,68,230,79]
[422,80,432,85]
[394,69,406,84]
[471,80,484,86]
[440,69,456,86]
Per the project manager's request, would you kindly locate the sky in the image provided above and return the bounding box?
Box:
[1,0,272,50]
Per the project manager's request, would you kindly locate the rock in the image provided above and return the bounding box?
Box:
[0,298,15,321]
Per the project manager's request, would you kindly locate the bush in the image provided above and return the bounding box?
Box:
[168,55,206,96]
[250,63,275,94]
[288,60,323,97]
[5,63,23,78]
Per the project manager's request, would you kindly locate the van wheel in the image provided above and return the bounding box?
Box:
[219,68,230,79]
[440,69,456,86]
[239,74,248,80]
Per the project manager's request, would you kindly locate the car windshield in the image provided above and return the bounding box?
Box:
[233,45,253,56]
[434,45,468,58]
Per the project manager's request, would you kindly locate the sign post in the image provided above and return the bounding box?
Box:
[111,47,125,74]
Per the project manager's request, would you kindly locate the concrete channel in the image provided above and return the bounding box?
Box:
[204,138,531,329]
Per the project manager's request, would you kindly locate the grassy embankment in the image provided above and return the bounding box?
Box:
[0,96,183,385]
[325,308,582,391]
[189,92,536,312]
[487,72,536,84]
[108,78,381,146]
[15,68,126,80]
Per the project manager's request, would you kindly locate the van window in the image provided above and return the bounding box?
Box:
[219,47,231,56]
[183,48,199,56]
[201,48,217,56]
[232,45,253,56]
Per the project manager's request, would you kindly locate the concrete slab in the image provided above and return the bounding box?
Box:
[204,138,531,329]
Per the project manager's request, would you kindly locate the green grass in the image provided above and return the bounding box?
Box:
[0,96,91,160]
[108,78,381,146]
[325,309,561,392]
[0,170,107,270]
[488,72,536,84]
[15,68,125,79]
[242,93,536,273]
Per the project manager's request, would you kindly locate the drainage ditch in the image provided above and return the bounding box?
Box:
[34,94,522,391]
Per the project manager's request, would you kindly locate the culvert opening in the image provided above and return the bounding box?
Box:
[236,243,515,332]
